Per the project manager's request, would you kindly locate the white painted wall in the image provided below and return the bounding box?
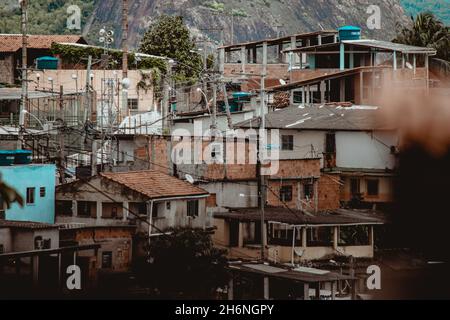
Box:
[336,130,397,170]
[199,182,258,208]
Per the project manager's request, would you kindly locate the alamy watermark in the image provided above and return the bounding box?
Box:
[66,5,81,31]
[366,5,381,30]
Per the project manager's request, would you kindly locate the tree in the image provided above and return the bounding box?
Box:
[139,15,203,84]
[394,12,450,61]
[137,228,228,299]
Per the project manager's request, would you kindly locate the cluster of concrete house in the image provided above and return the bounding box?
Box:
[0,25,447,299]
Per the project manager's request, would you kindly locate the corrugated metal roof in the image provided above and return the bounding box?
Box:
[0,220,58,230]
[220,30,337,50]
[214,207,385,225]
[100,170,209,200]
[286,39,436,54]
[235,104,392,131]
[342,39,437,54]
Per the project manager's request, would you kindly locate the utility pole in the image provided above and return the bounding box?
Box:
[259,72,266,261]
[18,0,28,149]
[211,77,217,130]
[122,0,128,79]
[122,0,129,120]
[58,85,66,184]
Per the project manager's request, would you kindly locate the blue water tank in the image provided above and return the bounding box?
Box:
[338,26,361,41]
[37,56,59,70]
[14,150,32,164]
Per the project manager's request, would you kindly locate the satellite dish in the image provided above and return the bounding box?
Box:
[406,62,413,70]
[122,78,131,89]
[279,79,287,86]
[185,174,195,184]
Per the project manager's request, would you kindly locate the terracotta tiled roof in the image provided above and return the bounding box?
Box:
[0,220,58,230]
[101,170,209,200]
[0,34,86,53]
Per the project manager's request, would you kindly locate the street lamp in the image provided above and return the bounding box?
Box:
[21,110,45,129]
[48,77,54,92]
[71,73,78,94]
[35,73,41,89]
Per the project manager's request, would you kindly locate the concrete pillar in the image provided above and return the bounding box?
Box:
[333,226,339,250]
[339,78,345,102]
[228,276,234,300]
[413,54,416,75]
[302,227,307,248]
[331,281,336,300]
[72,200,78,217]
[393,51,397,70]
[369,225,374,246]
[314,179,319,213]
[303,282,310,300]
[308,55,316,69]
[219,48,225,74]
[425,55,429,92]
[402,53,405,69]
[359,71,364,103]
[349,49,354,69]
[263,276,270,300]
[240,46,246,73]
[301,87,306,104]
[333,34,338,43]
[317,34,322,46]
[262,42,268,75]
[238,222,244,247]
[32,256,39,287]
[123,201,129,222]
[290,90,294,105]
[320,81,326,104]
[96,201,102,220]
[306,85,310,104]
[340,42,345,70]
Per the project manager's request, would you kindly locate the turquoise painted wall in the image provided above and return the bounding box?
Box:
[0,164,56,224]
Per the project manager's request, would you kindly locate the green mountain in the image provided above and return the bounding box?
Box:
[401,0,450,25]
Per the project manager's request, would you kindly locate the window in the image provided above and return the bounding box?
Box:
[325,132,336,153]
[279,185,293,202]
[102,251,113,269]
[187,200,199,217]
[40,187,46,197]
[77,201,96,218]
[303,183,314,199]
[127,98,138,110]
[293,91,303,104]
[281,135,294,151]
[26,187,35,205]
[166,202,171,210]
[152,202,159,218]
[367,179,379,196]
[350,178,360,195]
[56,200,73,216]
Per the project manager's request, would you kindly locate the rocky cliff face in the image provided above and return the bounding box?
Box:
[85,0,409,48]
